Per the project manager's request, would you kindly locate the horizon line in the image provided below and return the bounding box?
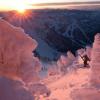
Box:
[30,1,100,6]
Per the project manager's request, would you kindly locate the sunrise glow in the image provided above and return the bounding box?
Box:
[0,0,29,11]
[15,4,26,14]
[0,0,99,11]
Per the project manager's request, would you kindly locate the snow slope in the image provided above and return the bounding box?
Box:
[43,68,91,100]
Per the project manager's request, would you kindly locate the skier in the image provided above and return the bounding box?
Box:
[79,54,90,68]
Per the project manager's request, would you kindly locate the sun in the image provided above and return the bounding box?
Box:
[15,4,26,14]
[17,8,26,14]
[7,1,33,22]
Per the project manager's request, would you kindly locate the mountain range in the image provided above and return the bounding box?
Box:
[0,8,100,60]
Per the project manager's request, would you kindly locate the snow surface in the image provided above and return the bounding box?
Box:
[41,66,91,100]
[0,18,99,100]
[40,47,92,100]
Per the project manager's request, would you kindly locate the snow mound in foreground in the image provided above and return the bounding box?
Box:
[0,77,34,100]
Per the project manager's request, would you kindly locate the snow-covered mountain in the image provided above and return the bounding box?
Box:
[1,9,100,60]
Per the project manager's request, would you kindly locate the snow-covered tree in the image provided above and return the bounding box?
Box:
[47,62,59,76]
[0,19,51,100]
[57,51,75,74]
[0,19,42,84]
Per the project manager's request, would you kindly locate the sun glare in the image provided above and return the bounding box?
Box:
[15,4,27,14]
[17,8,25,14]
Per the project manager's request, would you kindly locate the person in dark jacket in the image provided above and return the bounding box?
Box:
[79,54,90,68]
[81,54,90,67]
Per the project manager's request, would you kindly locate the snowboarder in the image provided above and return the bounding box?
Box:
[79,54,90,68]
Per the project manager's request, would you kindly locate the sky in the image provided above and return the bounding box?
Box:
[27,0,100,3]
[0,0,99,3]
[0,0,100,11]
